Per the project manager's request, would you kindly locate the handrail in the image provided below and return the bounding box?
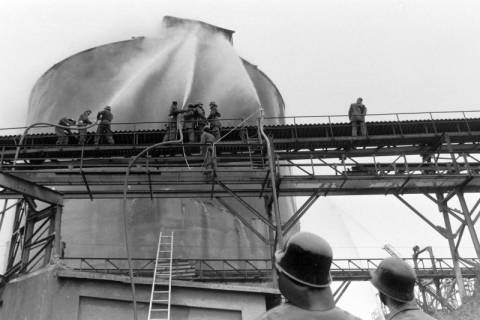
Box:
[1,110,479,134]
[59,257,480,277]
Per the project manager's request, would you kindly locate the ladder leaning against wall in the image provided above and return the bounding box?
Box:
[148,231,174,320]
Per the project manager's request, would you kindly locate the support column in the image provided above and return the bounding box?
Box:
[20,206,34,272]
[456,190,480,259]
[53,203,63,261]
[436,192,466,300]
[412,255,429,312]
[266,138,283,248]
[265,196,278,288]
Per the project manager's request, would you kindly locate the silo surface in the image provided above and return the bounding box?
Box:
[27,16,295,262]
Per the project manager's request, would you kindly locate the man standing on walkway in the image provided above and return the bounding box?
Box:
[183,104,197,143]
[207,101,222,139]
[94,106,114,144]
[77,109,93,145]
[348,97,367,136]
[163,101,185,142]
[200,125,217,176]
[370,257,435,320]
[255,232,362,320]
[56,117,76,145]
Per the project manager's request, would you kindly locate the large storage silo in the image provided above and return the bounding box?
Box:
[0,16,294,320]
[27,16,294,261]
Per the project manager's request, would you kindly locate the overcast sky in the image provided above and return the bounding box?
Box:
[1,1,479,318]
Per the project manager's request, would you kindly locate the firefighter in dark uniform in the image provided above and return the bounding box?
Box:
[207,101,222,139]
[94,106,114,145]
[255,232,362,320]
[200,125,217,176]
[194,103,207,141]
[163,101,185,142]
[348,97,367,136]
[55,117,76,145]
[370,257,436,320]
[77,109,92,145]
[183,103,207,143]
[183,104,197,143]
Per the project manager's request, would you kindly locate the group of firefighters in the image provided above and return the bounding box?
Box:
[55,98,366,176]
[56,97,367,145]
[55,101,221,174]
[55,101,222,145]
[255,232,435,320]
[55,105,114,145]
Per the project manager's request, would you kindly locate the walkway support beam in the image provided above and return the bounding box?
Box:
[436,192,467,300]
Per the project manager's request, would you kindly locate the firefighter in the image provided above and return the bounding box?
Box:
[163,101,185,142]
[77,109,93,145]
[207,101,222,139]
[182,104,197,143]
[55,117,76,145]
[348,97,367,136]
[370,257,435,320]
[94,106,114,145]
[200,125,217,176]
[194,103,207,141]
[255,232,362,320]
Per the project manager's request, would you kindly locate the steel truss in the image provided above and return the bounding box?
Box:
[59,256,479,282]
[390,134,480,312]
[0,172,63,285]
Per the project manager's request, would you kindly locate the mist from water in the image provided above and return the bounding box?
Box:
[107,38,184,107]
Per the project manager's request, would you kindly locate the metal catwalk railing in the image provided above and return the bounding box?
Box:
[0,110,479,145]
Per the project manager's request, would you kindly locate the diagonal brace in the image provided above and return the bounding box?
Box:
[282,188,322,234]
[395,194,446,238]
[217,180,274,230]
[215,197,269,244]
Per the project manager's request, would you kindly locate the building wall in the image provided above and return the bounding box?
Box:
[0,267,274,320]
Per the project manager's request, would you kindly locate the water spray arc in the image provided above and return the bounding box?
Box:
[107,39,185,108]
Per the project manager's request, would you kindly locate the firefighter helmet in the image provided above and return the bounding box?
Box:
[370,257,416,302]
[275,232,332,288]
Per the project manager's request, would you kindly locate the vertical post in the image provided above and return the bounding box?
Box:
[53,203,63,260]
[44,207,56,266]
[264,196,278,288]
[426,247,442,298]
[444,134,459,172]
[7,201,24,270]
[412,255,429,312]
[429,112,438,134]
[259,108,283,249]
[436,192,466,300]
[456,190,480,259]
[268,137,283,249]
[20,206,34,272]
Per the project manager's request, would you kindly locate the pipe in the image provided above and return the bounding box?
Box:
[121,117,185,320]
[258,107,283,249]
[13,121,99,168]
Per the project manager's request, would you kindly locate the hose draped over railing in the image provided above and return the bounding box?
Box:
[13,121,99,169]
[121,116,186,320]
[258,107,284,249]
[121,108,262,320]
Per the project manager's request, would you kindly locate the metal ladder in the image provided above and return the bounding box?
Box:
[148,231,174,320]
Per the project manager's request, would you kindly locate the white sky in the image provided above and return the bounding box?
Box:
[1,1,480,319]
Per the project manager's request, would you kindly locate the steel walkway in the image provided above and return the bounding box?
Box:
[60,257,480,282]
[0,115,479,199]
